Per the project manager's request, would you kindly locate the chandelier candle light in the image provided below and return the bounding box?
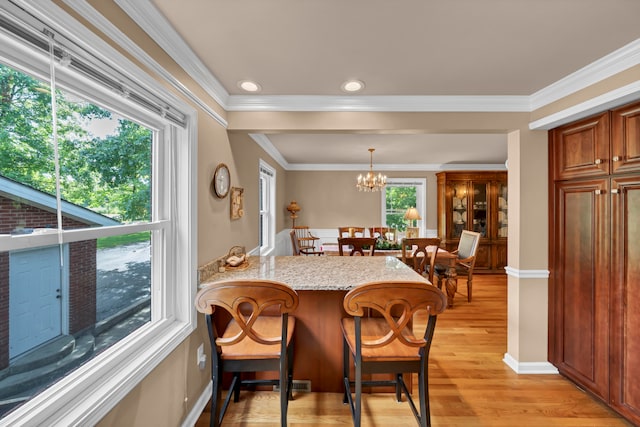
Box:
[356,148,387,192]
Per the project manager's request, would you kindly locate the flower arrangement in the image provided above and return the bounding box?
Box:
[374,239,402,250]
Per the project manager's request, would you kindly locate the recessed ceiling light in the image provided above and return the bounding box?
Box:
[238,80,261,92]
[341,80,365,93]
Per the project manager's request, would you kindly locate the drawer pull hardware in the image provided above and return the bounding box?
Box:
[594,158,603,165]
[612,156,621,162]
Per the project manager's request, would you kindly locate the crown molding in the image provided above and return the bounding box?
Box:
[250,134,505,172]
[112,0,534,113]
[227,95,531,112]
[286,163,507,171]
[61,0,226,128]
[114,0,229,109]
[530,38,640,111]
[249,134,290,169]
[530,80,640,130]
[115,0,639,115]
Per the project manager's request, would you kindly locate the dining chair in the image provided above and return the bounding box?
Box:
[368,226,390,239]
[432,230,481,302]
[292,225,320,251]
[338,226,366,238]
[194,280,299,427]
[290,230,324,256]
[401,237,441,284]
[337,237,376,256]
[341,281,447,427]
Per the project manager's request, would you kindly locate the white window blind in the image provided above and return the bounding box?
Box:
[0,1,186,127]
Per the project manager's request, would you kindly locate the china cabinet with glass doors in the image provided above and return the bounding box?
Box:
[436,171,507,273]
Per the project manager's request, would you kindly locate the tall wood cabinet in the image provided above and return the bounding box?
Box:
[549,100,640,425]
[436,171,507,274]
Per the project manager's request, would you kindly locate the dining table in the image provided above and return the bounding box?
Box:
[199,255,430,393]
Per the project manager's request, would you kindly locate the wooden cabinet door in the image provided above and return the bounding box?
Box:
[549,178,610,400]
[494,241,507,271]
[474,242,491,271]
[551,112,610,180]
[612,101,640,174]
[448,179,470,239]
[610,176,640,424]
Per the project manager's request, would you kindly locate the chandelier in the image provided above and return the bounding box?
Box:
[356,148,387,192]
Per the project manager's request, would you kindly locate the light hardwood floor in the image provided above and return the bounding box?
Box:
[196,275,632,426]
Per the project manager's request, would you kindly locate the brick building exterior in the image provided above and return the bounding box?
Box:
[0,177,118,369]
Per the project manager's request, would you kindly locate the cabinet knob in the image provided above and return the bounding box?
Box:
[612,155,621,162]
[595,189,604,195]
[594,158,603,165]
[611,189,619,194]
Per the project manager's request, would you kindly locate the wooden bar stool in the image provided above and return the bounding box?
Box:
[341,281,447,427]
[195,280,299,427]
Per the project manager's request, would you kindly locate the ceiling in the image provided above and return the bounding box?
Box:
[129,0,640,169]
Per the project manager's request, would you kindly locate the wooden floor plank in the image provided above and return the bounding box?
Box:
[196,275,632,426]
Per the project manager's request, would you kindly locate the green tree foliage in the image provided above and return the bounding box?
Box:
[385,186,417,231]
[0,63,151,222]
[0,65,55,191]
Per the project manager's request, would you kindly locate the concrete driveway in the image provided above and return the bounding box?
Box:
[96,242,151,321]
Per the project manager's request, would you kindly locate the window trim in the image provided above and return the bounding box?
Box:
[0,2,197,425]
[259,160,276,255]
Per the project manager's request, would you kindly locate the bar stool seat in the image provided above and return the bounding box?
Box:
[341,281,447,427]
[195,279,299,427]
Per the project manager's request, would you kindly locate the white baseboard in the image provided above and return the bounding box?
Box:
[503,353,559,374]
[182,381,212,427]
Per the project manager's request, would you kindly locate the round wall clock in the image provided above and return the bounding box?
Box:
[212,163,230,198]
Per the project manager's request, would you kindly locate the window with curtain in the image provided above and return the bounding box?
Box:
[0,2,195,425]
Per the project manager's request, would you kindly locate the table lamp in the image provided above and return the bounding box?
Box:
[404,207,421,238]
[287,200,301,227]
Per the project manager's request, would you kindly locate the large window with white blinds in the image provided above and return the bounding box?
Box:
[0,2,196,425]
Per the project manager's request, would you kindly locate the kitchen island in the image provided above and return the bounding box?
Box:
[199,255,428,392]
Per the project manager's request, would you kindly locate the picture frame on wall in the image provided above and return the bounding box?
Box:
[230,187,244,220]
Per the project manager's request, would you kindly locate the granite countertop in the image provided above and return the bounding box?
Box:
[199,255,427,291]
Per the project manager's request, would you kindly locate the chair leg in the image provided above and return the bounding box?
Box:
[395,373,403,402]
[280,350,288,427]
[467,274,473,302]
[210,363,223,427]
[418,361,430,427]
[287,338,295,401]
[233,372,241,402]
[343,337,349,404]
[354,354,362,427]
